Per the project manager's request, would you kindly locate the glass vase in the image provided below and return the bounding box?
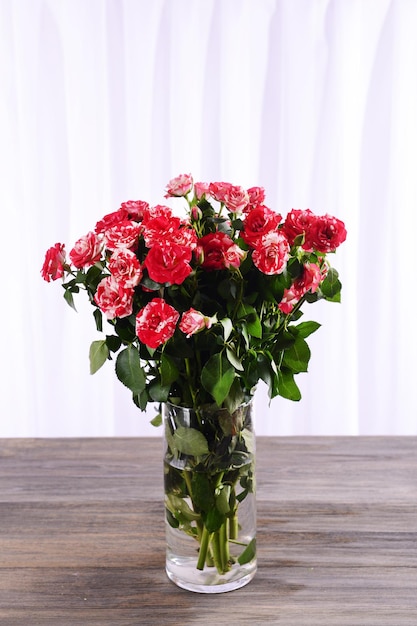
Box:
[163,399,256,593]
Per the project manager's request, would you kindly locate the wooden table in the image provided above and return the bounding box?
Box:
[0,437,416,625]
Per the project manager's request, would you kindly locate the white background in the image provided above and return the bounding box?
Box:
[1,0,416,437]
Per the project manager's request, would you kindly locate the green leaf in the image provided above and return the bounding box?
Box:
[277,369,302,401]
[191,473,215,512]
[241,324,250,350]
[295,321,321,339]
[201,354,235,406]
[63,289,77,311]
[220,317,233,342]
[172,426,209,456]
[238,538,256,565]
[321,268,342,301]
[150,412,162,427]
[141,275,163,291]
[149,381,170,402]
[93,308,102,332]
[89,340,109,374]
[106,334,122,353]
[273,329,296,350]
[216,485,231,515]
[237,303,262,338]
[166,508,180,528]
[133,389,149,412]
[85,264,105,290]
[160,353,179,387]
[218,277,238,300]
[114,318,137,342]
[222,378,246,415]
[204,507,225,533]
[167,494,200,522]
[259,273,289,302]
[115,346,146,394]
[226,347,244,371]
[257,353,273,388]
[282,336,311,373]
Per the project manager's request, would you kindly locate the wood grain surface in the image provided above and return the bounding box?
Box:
[0,436,416,625]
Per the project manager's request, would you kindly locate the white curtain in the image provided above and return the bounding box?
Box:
[1,0,416,437]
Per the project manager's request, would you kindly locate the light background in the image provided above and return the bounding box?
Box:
[1,0,416,437]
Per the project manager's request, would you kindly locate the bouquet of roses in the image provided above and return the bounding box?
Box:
[41,174,346,582]
[41,173,346,416]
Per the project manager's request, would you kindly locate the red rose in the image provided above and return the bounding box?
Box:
[242,205,282,247]
[95,209,129,234]
[135,298,179,348]
[142,204,174,225]
[103,220,141,251]
[41,243,66,282]
[94,276,134,320]
[108,248,142,288]
[164,173,194,197]
[143,214,181,246]
[142,215,195,248]
[282,209,315,246]
[305,214,347,253]
[144,242,192,285]
[199,232,245,271]
[252,231,290,275]
[69,232,103,269]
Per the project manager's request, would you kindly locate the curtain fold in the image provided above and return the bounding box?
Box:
[1,0,416,436]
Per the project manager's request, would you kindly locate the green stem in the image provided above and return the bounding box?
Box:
[196,526,211,570]
[229,510,239,540]
[211,530,223,573]
[183,470,193,500]
[210,522,232,575]
[185,358,197,407]
[219,521,230,572]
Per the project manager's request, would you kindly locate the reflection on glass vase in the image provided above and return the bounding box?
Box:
[163,398,256,593]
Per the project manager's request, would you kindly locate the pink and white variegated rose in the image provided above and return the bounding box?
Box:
[42,173,346,412]
[103,220,142,251]
[194,181,210,200]
[179,308,215,338]
[252,231,290,275]
[120,200,150,221]
[108,248,142,288]
[222,185,250,214]
[165,173,194,198]
[278,262,322,314]
[41,243,66,282]
[69,232,103,269]
[208,182,232,203]
[246,186,266,211]
[94,276,134,320]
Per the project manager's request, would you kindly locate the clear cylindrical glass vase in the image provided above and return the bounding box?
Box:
[163,399,256,593]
